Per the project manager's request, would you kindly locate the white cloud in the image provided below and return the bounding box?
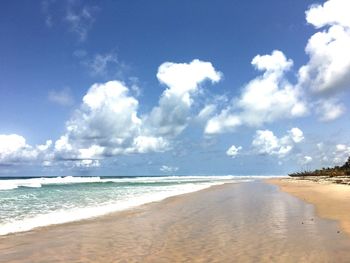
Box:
[252,128,304,158]
[205,1,350,133]
[316,98,346,121]
[226,145,242,158]
[129,77,142,97]
[299,155,313,165]
[78,145,105,159]
[89,53,118,75]
[83,52,121,77]
[306,0,350,29]
[76,50,132,84]
[48,87,74,106]
[205,110,242,134]
[196,104,217,122]
[65,4,97,41]
[55,60,221,161]
[252,50,293,73]
[42,160,52,167]
[37,140,53,152]
[310,141,350,167]
[160,165,179,173]
[54,135,73,155]
[298,0,350,94]
[333,144,350,165]
[74,159,100,168]
[42,59,221,167]
[205,51,307,134]
[0,134,26,154]
[42,1,98,41]
[298,26,350,94]
[54,80,169,161]
[146,59,222,137]
[238,51,307,126]
[288,127,304,143]
[128,136,169,154]
[298,0,350,121]
[0,134,52,164]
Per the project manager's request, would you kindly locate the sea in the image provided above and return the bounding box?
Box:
[0,175,277,236]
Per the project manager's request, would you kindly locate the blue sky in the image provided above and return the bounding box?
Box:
[1,0,350,176]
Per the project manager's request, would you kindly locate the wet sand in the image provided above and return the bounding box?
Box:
[1,181,350,262]
[269,178,350,236]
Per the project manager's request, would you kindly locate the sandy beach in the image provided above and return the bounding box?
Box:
[269,178,350,236]
[1,180,350,262]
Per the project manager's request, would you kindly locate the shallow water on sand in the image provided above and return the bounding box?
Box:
[0,175,248,235]
[1,181,350,262]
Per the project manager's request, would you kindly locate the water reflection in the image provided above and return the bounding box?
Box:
[1,181,349,262]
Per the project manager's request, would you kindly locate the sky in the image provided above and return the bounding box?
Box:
[1,0,350,176]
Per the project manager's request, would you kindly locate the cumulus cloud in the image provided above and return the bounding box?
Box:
[306,141,350,167]
[298,26,350,94]
[252,128,304,158]
[295,0,350,122]
[317,143,350,166]
[205,51,307,134]
[333,144,350,165]
[48,87,74,106]
[205,110,242,134]
[54,80,169,160]
[298,0,350,95]
[226,145,242,158]
[306,0,350,29]
[288,127,305,143]
[56,60,221,161]
[146,59,222,137]
[3,59,223,167]
[160,165,179,173]
[316,98,345,121]
[50,59,221,167]
[205,0,350,132]
[129,136,169,154]
[0,134,52,164]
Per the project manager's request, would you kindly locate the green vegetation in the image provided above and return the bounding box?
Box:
[289,157,350,177]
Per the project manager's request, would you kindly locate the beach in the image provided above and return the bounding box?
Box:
[269,178,350,236]
[1,180,350,262]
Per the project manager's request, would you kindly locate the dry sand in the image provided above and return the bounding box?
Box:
[268,178,350,236]
[1,181,350,262]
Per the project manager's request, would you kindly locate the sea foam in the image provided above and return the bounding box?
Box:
[0,175,283,236]
[0,180,230,235]
[0,176,101,190]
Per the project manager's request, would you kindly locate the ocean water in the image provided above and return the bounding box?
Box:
[0,175,273,236]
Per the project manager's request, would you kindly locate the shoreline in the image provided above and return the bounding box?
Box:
[1,180,350,262]
[268,178,350,236]
[0,181,235,238]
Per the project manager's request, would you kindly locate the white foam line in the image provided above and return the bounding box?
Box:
[0,180,247,236]
[0,175,283,191]
[0,176,101,190]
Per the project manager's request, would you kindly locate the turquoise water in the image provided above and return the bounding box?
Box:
[0,175,273,235]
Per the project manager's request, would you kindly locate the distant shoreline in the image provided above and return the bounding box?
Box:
[288,157,350,180]
[268,178,350,236]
